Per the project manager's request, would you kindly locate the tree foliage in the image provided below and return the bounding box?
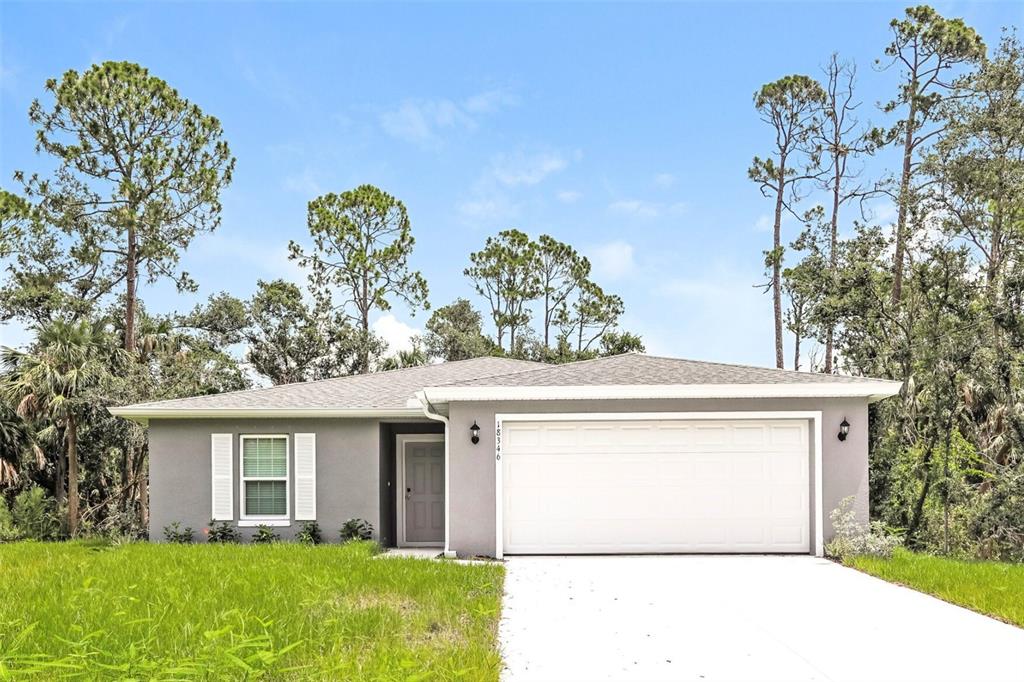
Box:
[774,17,1024,560]
[289,185,429,374]
[22,62,235,351]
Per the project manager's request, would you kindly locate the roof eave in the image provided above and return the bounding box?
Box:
[107,407,426,424]
[419,381,903,404]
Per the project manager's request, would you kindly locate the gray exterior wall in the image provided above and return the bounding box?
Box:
[148,398,871,556]
[149,417,432,542]
[446,397,870,557]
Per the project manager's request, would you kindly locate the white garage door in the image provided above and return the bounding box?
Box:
[500,418,810,554]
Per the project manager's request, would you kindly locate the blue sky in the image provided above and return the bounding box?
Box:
[2,1,1022,367]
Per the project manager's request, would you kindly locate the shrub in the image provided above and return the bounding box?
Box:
[12,487,58,540]
[251,524,280,544]
[163,522,194,544]
[296,520,323,545]
[0,499,18,542]
[826,496,901,561]
[340,518,373,542]
[206,520,241,543]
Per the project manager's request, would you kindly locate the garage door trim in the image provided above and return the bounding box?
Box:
[494,411,824,559]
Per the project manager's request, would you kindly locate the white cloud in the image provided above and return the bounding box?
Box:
[654,173,676,188]
[282,168,322,196]
[607,199,686,219]
[609,199,661,219]
[491,151,568,187]
[379,98,474,147]
[456,194,519,225]
[463,88,520,114]
[372,314,420,354]
[557,190,582,204]
[379,88,517,148]
[190,230,304,285]
[754,214,773,232]
[588,241,636,280]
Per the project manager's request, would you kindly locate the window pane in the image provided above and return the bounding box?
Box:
[245,480,286,516]
[243,437,287,477]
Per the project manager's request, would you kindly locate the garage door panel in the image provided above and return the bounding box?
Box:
[502,418,810,554]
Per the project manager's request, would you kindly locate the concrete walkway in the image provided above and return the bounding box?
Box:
[499,555,1024,681]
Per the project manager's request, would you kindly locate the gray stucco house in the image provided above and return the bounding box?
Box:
[111,353,901,557]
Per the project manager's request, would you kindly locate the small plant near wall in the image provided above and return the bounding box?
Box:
[205,520,241,543]
[251,524,280,544]
[340,518,373,542]
[825,497,902,561]
[296,520,323,545]
[163,522,194,544]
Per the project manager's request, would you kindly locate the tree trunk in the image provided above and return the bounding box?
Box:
[125,224,138,352]
[942,410,952,556]
[793,328,801,372]
[139,453,149,530]
[906,439,934,547]
[772,174,786,369]
[360,275,370,374]
[825,158,841,374]
[543,290,550,350]
[890,95,918,306]
[54,430,66,511]
[67,415,79,537]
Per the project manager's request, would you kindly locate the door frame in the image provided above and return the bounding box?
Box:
[494,411,824,559]
[396,433,445,547]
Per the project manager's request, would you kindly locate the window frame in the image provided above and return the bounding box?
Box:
[239,434,291,525]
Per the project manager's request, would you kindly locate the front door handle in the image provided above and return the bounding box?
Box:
[405,487,412,500]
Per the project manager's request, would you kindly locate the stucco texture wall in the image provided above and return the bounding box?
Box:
[148,417,386,542]
[446,397,870,557]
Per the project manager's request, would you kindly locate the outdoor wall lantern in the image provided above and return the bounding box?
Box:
[838,418,850,442]
[470,421,481,445]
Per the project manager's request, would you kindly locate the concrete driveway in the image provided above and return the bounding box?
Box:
[499,556,1024,681]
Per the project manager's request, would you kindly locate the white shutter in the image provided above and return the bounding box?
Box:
[211,434,234,520]
[294,433,317,520]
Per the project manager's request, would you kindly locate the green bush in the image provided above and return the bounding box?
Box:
[206,520,241,543]
[12,487,57,540]
[340,518,373,542]
[296,520,322,545]
[0,499,19,542]
[163,522,194,544]
[251,524,279,544]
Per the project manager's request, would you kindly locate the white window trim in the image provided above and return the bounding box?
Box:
[494,411,824,560]
[239,434,291,524]
[395,434,445,548]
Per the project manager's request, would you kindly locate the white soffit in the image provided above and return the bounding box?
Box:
[418,382,902,404]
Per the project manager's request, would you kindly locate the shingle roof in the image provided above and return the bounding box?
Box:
[434,353,888,388]
[112,353,900,417]
[117,357,542,411]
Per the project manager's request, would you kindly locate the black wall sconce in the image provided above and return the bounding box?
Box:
[838,418,850,442]
[470,421,480,445]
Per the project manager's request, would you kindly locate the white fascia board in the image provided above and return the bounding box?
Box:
[421,381,902,404]
[107,407,425,422]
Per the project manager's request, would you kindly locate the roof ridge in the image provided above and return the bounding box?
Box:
[428,357,557,388]
[129,356,543,408]
[633,352,877,381]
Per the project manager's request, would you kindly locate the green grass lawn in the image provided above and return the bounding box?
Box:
[847,548,1024,628]
[0,541,504,680]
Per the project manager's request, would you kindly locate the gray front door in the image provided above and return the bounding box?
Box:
[404,441,444,544]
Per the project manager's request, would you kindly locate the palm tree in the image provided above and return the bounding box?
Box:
[1,320,115,535]
[0,401,43,484]
[379,345,429,371]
